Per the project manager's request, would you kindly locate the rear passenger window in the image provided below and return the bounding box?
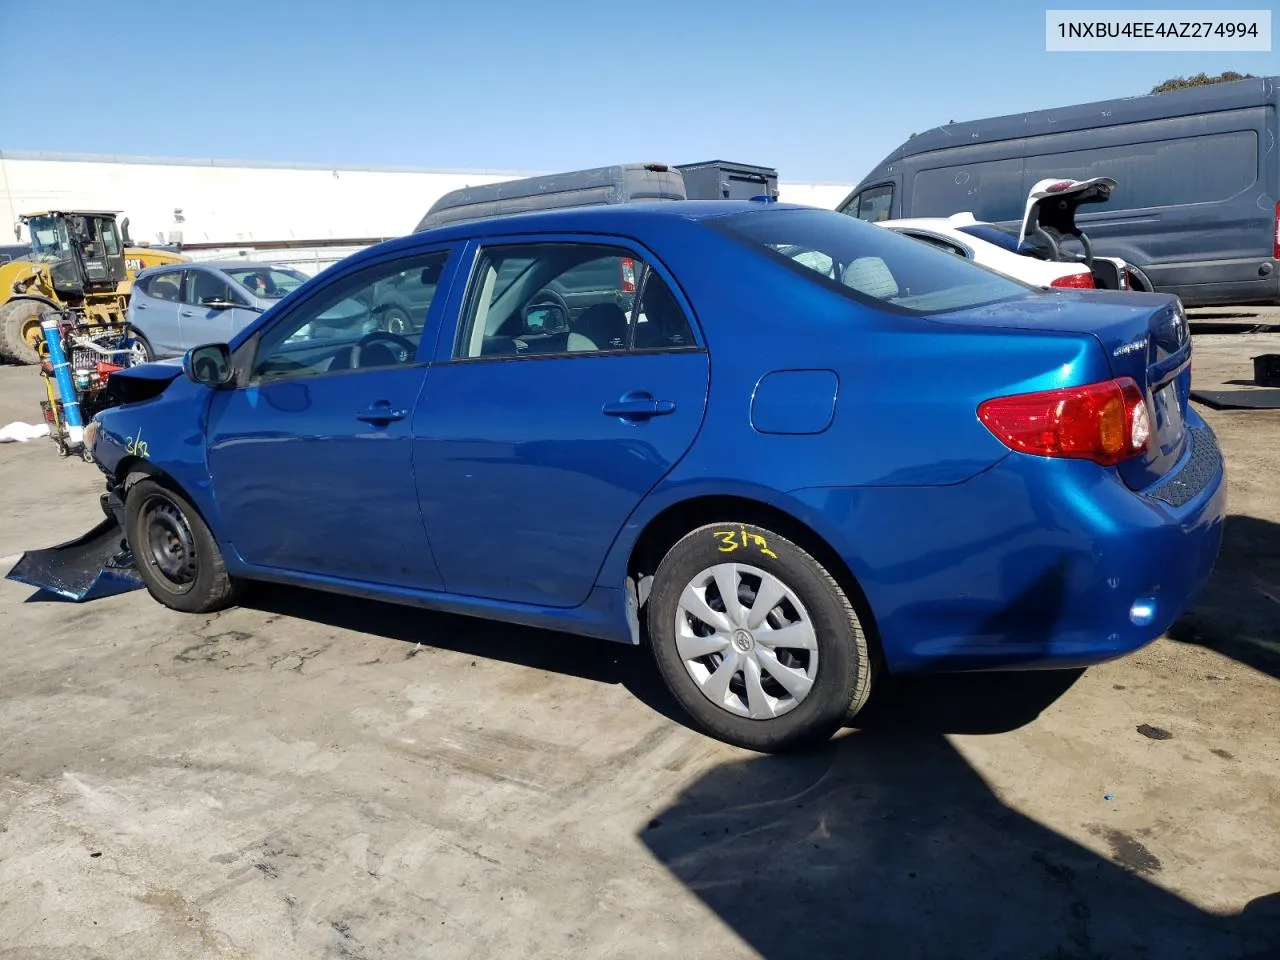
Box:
[632,270,695,350]
[454,242,697,359]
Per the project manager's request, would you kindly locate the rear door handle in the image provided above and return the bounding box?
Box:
[180,310,193,317]
[602,392,677,421]
[356,402,408,424]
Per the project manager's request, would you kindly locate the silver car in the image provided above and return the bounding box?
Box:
[126,260,310,361]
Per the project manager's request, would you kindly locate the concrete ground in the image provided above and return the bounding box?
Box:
[0,328,1277,960]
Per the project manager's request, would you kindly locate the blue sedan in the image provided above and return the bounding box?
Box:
[86,201,1225,751]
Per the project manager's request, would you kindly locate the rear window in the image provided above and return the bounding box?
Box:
[955,223,1021,253]
[713,208,1030,315]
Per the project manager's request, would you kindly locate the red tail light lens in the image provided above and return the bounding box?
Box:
[1273,201,1279,260]
[620,257,636,293]
[1050,271,1095,289]
[978,377,1150,466]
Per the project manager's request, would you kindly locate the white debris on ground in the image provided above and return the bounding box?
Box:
[0,421,50,443]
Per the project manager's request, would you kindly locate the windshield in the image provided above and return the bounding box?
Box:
[225,266,310,300]
[26,216,71,262]
[712,208,1032,314]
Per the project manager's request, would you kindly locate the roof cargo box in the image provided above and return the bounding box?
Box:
[675,160,779,201]
[415,163,687,232]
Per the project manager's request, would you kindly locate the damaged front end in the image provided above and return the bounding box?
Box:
[6,359,186,601]
[5,486,142,601]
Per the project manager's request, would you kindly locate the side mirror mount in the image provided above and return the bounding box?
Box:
[183,343,233,387]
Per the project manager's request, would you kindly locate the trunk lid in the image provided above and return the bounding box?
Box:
[930,289,1192,490]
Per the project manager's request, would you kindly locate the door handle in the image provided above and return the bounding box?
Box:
[135,303,147,310]
[180,310,193,317]
[356,402,408,424]
[602,392,677,421]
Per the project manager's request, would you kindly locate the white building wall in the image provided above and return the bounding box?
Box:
[0,152,856,253]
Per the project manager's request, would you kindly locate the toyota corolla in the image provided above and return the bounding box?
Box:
[85,201,1225,752]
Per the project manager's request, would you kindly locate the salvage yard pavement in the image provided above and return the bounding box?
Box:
[0,337,1277,959]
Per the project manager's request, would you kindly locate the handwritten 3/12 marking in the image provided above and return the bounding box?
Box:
[712,526,778,559]
[126,428,149,458]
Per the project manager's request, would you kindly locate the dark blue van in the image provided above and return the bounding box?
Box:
[839,76,1280,307]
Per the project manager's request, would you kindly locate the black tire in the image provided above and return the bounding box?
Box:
[647,521,874,753]
[124,478,239,614]
[128,330,154,364]
[0,299,46,365]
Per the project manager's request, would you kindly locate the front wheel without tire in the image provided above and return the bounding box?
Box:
[647,522,874,752]
[124,478,239,613]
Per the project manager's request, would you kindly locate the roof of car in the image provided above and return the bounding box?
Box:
[135,258,295,276]
[196,259,304,271]
[361,199,817,262]
[436,198,806,233]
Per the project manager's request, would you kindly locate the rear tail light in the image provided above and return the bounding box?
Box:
[978,377,1150,466]
[1273,201,1279,260]
[620,257,636,293]
[1050,271,1095,289]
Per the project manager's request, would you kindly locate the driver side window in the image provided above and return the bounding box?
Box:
[251,250,451,382]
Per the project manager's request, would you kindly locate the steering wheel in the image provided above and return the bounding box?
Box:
[524,289,571,331]
[350,330,415,368]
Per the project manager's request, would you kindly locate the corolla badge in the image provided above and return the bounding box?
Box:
[1114,336,1148,358]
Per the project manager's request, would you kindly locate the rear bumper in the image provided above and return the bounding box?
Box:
[1145,258,1279,307]
[781,411,1226,673]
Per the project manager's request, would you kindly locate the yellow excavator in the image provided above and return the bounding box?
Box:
[0,210,187,364]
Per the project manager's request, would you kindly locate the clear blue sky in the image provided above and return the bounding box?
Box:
[2,0,1274,183]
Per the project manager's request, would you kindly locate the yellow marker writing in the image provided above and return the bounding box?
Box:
[126,428,149,458]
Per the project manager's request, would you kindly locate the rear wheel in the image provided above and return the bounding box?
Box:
[0,299,46,365]
[128,331,154,365]
[647,521,873,752]
[124,478,239,613]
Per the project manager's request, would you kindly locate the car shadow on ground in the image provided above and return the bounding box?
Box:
[240,583,693,727]
[639,729,1280,960]
[244,583,1088,739]
[1168,514,1280,680]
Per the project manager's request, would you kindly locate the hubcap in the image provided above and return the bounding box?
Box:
[130,341,149,364]
[675,562,819,720]
[143,497,198,590]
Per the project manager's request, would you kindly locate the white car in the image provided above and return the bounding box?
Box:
[878,177,1154,293]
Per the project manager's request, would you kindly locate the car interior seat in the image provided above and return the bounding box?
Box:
[569,302,628,352]
[633,275,689,349]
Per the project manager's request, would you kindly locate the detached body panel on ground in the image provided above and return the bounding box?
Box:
[83,201,1226,750]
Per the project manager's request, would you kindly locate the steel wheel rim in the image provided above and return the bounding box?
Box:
[675,562,819,720]
[142,495,198,592]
